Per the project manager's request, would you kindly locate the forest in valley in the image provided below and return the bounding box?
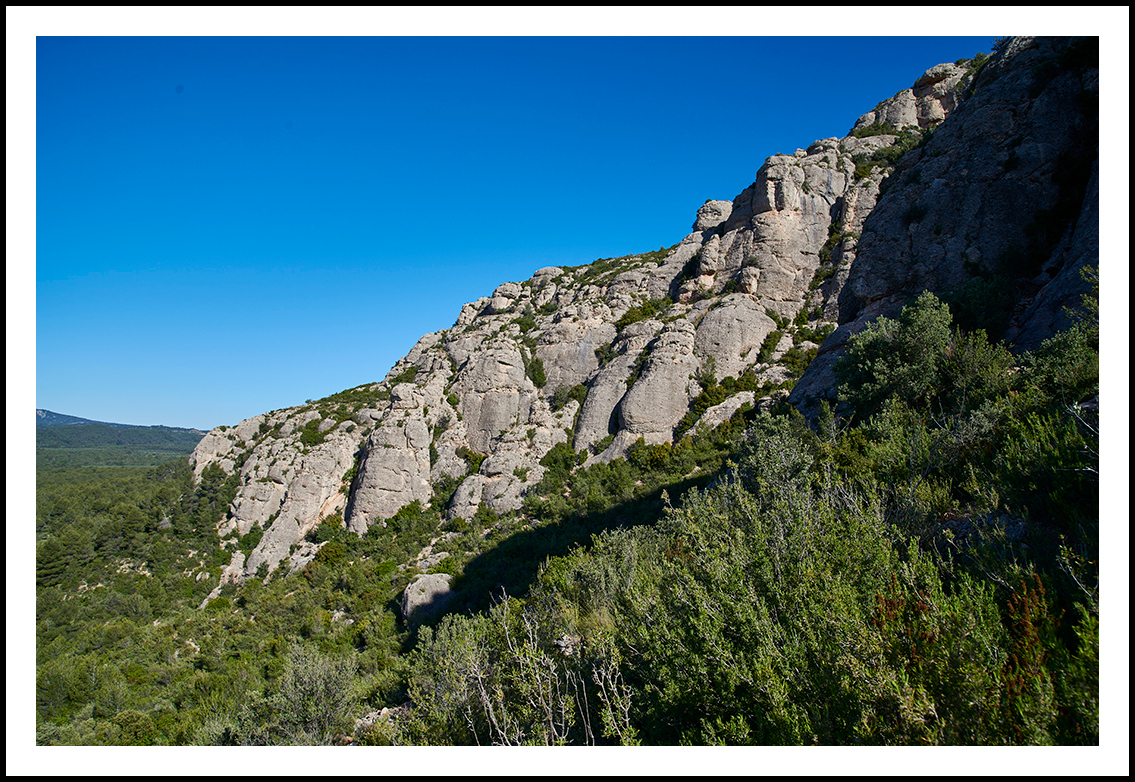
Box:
[33,278,1101,747]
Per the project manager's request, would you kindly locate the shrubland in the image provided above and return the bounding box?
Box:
[35,281,1099,745]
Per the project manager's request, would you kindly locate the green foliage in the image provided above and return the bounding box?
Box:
[457,447,486,475]
[942,275,1015,339]
[850,120,898,138]
[37,423,204,469]
[389,366,420,386]
[111,709,159,745]
[673,383,729,441]
[764,307,789,330]
[550,383,589,413]
[624,350,649,389]
[780,345,818,380]
[676,250,701,287]
[835,292,953,417]
[299,419,327,448]
[405,399,1098,745]
[535,442,585,494]
[526,355,547,388]
[795,322,835,345]
[238,525,264,556]
[590,433,615,455]
[34,264,1099,748]
[594,343,616,368]
[852,125,932,179]
[310,381,388,412]
[638,245,673,265]
[274,645,359,745]
[757,329,783,363]
[512,308,537,333]
[616,297,672,332]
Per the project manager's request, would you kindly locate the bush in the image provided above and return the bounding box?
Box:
[757,330,783,363]
[942,276,1014,339]
[526,356,547,389]
[835,292,953,418]
[550,383,588,412]
[275,646,359,745]
[299,419,326,448]
[616,297,672,332]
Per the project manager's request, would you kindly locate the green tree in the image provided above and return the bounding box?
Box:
[835,291,953,417]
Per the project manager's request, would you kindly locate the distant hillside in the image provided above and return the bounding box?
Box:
[36,408,206,432]
[36,409,206,468]
[36,409,107,428]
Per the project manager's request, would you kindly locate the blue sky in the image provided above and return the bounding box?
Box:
[16,10,1125,432]
[30,31,1002,430]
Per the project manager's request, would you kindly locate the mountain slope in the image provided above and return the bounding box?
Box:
[189,37,1099,582]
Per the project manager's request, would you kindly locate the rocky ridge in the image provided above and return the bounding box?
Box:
[190,37,1099,586]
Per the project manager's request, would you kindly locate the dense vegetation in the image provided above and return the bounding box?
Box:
[35,273,1099,746]
[36,422,204,469]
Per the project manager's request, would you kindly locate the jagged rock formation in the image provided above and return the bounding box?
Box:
[790,36,1099,415]
[190,37,1098,582]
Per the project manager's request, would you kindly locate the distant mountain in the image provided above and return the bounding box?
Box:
[36,410,207,468]
[36,408,206,433]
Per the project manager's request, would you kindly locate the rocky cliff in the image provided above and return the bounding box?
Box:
[190,37,1099,580]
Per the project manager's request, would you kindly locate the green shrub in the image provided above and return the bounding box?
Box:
[526,356,547,388]
[299,419,326,448]
[616,297,672,332]
[757,330,783,363]
[834,292,953,417]
[390,366,419,386]
[850,120,898,138]
[550,383,589,412]
[456,447,486,475]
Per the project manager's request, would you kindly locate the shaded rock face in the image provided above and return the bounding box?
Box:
[190,38,1097,580]
[790,36,1099,416]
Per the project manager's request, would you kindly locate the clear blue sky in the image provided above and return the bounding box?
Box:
[17,10,1121,431]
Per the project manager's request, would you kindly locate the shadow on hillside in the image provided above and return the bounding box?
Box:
[437,472,713,620]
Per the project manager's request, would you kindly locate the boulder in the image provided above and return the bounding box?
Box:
[402,573,454,623]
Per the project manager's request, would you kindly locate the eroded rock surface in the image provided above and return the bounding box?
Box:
[190,39,1097,584]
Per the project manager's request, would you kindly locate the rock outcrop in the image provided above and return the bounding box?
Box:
[401,573,454,624]
[789,36,1099,415]
[190,37,1098,584]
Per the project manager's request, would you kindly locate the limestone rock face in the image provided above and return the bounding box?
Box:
[791,36,1099,416]
[693,199,733,233]
[455,346,530,454]
[694,295,778,381]
[537,316,617,393]
[189,38,1096,587]
[853,62,967,131]
[345,415,432,535]
[617,319,700,448]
